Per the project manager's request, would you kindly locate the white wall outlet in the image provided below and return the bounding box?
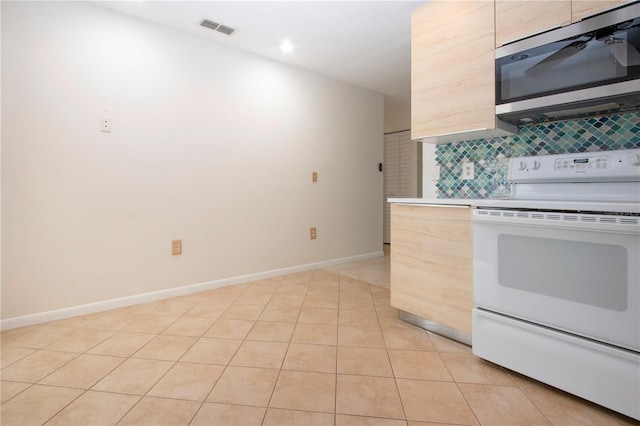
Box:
[432,165,441,181]
[462,162,474,180]
[101,117,112,133]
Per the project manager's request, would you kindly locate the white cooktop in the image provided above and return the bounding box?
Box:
[504,150,640,209]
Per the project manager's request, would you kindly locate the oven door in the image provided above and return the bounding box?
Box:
[473,209,640,352]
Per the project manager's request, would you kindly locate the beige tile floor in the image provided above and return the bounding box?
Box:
[1,246,638,426]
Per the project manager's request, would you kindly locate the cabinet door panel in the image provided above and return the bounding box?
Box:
[390,204,473,334]
[572,0,629,22]
[411,1,496,140]
[496,0,571,47]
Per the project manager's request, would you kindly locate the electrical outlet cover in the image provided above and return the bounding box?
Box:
[462,162,475,180]
[101,117,112,133]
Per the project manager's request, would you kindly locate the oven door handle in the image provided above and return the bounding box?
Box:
[472,210,640,235]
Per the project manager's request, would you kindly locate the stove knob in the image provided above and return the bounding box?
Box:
[518,161,527,171]
[630,153,640,166]
[532,161,541,170]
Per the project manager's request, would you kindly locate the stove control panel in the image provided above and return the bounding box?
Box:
[508,149,640,183]
[554,155,608,171]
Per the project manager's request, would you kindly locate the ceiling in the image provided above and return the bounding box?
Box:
[90,1,426,111]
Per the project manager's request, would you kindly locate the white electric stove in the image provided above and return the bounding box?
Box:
[472,148,640,420]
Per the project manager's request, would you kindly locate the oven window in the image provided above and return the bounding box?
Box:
[497,235,628,311]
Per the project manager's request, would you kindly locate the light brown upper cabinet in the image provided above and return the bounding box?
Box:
[495,1,571,47]
[496,0,631,47]
[572,0,630,22]
[411,1,516,143]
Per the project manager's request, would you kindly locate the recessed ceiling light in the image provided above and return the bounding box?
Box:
[280,40,294,53]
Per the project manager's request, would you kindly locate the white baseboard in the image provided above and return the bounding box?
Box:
[1,251,384,331]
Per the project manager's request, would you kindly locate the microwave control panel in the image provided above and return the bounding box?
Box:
[508,149,640,183]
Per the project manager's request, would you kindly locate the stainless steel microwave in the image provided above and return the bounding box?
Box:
[495,2,640,125]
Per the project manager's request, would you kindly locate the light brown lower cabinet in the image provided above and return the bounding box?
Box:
[390,204,473,335]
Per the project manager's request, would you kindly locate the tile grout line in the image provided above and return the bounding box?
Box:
[517,385,559,426]
[188,280,277,424]
[0,381,34,407]
[441,350,482,426]
[0,348,39,371]
[39,386,89,426]
[333,272,345,425]
[255,273,309,424]
[30,321,140,424]
[114,296,208,425]
[173,310,229,426]
[379,289,409,424]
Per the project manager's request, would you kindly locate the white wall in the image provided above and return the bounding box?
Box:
[1,1,384,321]
[384,103,436,198]
[422,144,438,198]
[384,103,410,134]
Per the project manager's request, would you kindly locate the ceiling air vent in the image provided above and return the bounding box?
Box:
[200,19,236,36]
[216,25,235,35]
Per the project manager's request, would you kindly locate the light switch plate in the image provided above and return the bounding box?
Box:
[172,239,182,256]
[432,165,441,181]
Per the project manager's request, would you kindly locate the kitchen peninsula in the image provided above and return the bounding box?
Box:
[388,199,473,344]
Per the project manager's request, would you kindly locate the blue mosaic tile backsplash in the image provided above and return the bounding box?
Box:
[435,111,640,198]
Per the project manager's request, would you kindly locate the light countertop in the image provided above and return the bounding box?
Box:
[387,198,476,207]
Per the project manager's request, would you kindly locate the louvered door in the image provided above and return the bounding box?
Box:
[384,130,418,243]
